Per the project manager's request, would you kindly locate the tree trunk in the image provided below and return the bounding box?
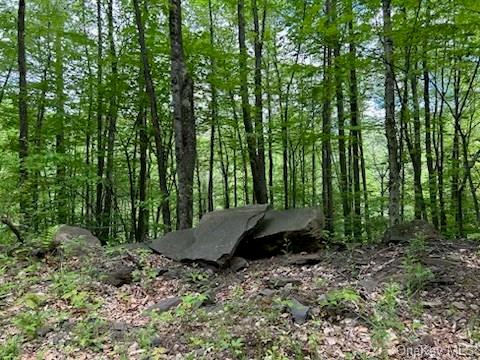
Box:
[101,0,118,241]
[347,0,362,240]
[207,0,216,212]
[266,62,274,206]
[423,53,439,228]
[336,1,351,238]
[229,91,249,205]
[322,0,334,235]
[133,0,171,232]
[169,0,196,229]
[137,96,148,242]
[237,0,267,205]
[95,0,105,231]
[410,66,427,220]
[252,0,268,204]
[17,0,29,220]
[382,0,401,225]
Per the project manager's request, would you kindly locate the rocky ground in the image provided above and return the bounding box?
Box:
[1,238,480,359]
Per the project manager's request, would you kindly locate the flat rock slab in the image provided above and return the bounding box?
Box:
[148,228,196,262]
[254,208,323,240]
[149,205,268,266]
[237,208,324,258]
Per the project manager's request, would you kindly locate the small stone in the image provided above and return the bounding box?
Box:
[325,337,336,346]
[288,297,310,324]
[36,325,53,337]
[229,257,249,272]
[146,297,182,314]
[452,301,467,310]
[259,289,275,297]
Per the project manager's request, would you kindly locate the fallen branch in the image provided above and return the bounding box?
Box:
[1,215,24,243]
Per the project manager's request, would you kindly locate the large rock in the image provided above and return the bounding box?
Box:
[382,220,441,244]
[148,228,196,262]
[53,225,102,256]
[149,205,269,266]
[237,208,323,258]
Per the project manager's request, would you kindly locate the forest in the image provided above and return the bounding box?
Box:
[1,0,480,358]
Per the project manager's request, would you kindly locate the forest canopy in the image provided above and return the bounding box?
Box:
[0,0,479,244]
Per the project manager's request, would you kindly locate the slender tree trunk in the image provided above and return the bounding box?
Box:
[101,0,118,241]
[32,28,51,230]
[81,0,94,227]
[218,125,230,208]
[359,132,371,240]
[436,73,447,231]
[0,67,12,106]
[322,43,334,235]
[17,0,29,220]
[137,91,148,242]
[196,159,204,220]
[423,54,439,228]
[95,0,105,230]
[382,0,401,225]
[266,62,274,206]
[230,91,249,204]
[207,0,216,212]
[133,0,171,231]
[322,0,334,235]
[54,16,68,224]
[410,66,427,220]
[169,0,196,229]
[451,69,462,237]
[347,0,362,239]
[237,0,267,205]
[252,0,268,204]
[335,2,351,238]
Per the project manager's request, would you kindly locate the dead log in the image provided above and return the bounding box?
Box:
[1,215,24,243]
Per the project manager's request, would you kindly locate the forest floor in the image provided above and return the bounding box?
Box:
[1,237,480,359]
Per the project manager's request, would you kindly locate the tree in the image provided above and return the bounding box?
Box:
[17,0,28,220]
[382,0,401,226]
[132,0,172,232]
[169,0,196,229]
[237,0,267,205]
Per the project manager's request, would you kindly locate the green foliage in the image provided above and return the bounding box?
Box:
[404,260,434,296]
[370,283,403,355]
[321,288,361,308]
[403,237,434,295]
[72,318,107,350]
[0,336,21,360]
[13,310,46,339]
[51,271,100,309]
[28,225,59,253]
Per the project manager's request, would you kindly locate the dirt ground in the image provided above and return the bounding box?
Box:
[1,238,479,359]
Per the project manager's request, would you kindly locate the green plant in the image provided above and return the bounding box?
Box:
[407,235,427,258]
[186,268,209,283]
[13,310,46,339]
[404,259,434,295]
[176,293,207,316]
[321,288,360,308]
[72,317,106,349]
[0,336,21,360]
[29,225,59,253]
[370,283,403,356]
[137,324,158,349]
